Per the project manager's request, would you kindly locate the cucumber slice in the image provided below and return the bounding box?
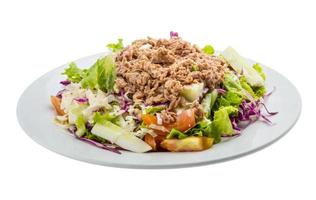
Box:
[91,121,152,152]
[91,122,123,143]
[221,46,264,87]
[181,83,204,102]
[116,133,152,153]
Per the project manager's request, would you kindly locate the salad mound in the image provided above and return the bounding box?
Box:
[51,32,277,153]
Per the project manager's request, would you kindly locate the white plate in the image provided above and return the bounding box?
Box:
[17,53,301,169]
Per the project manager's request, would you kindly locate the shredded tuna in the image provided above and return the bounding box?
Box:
[115,37,228,122]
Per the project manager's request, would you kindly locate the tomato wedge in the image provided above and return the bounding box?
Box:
[50,96,65,115]
[142,109,196,133]
[174,109,196,132]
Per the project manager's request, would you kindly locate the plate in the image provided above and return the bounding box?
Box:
[17,52,301,169]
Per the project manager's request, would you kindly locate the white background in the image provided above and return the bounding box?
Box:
[0,0,315,199]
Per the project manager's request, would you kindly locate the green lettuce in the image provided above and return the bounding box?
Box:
[75,114,86,137]
[93,112,117,125]
[106,38,124,53]
[216,90,243,108]
[202,44,215,55]
[62,62,86,83]
[253,63,266,80]
[211,106,238,137]
[201,90,218,118]
[240,76,266,99]
[166,128,188,139]
[81,56,116,92]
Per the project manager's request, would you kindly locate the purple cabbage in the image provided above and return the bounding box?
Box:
[56,89,66,98]
[119,90,132,112]
[216,88,226,95]
[74,97,89,103]
[78,137,121,154]
[225,88,278,137]
[170,31,178,38]
[67,126,121,154]
[60,80,71,86]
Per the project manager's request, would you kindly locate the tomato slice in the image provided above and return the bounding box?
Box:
[174,109,196,132]
[142,109,196,133]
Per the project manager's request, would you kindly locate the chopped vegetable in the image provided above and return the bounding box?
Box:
[212,106,238,138]
[91,121,151,152]
[221,46,264,87]
[166,128,188,139]
[253,63,266,80]
[81,56,116,92]
[144,134,157,151]
[170,31,178,37]
[50,96,65,115]
[240,76,266,99]
[62,62,85,83]
[106,38,124,53]
[75,114,86,137]
[181,83,204,102]
[142,109,196,133]
[143,105,167,115]
[160,136,214,152]
[202,44,215,55]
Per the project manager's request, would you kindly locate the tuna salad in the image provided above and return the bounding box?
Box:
[51,32,277,153]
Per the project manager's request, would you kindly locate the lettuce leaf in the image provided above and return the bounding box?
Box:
[62,62,86,83]
[166,128,188,139]
[240,76,266,99]
[106,39,124,53]
[218,90,243,108]
[93,112,117,125]
[201,90,218,118]
[81,56,116,92]
[211,106,238,137]
[253,63,266,80]
[75,114,86,137]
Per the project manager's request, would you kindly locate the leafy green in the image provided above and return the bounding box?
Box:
[93,112,117,125]
[211,106,238,137]
[106,38,124,53]
[253,63,266,80]
[253,86,266,98]
[223,73,244,92]
[240,76,266,99]
[213,73,245,110]
[166,128,188,139]
[202,45,215,55]
[75,114,86,137]
[221,46,264,86]
[81,56,116,92]
[216,90,243,108]
[223,72,263,101]
[143,105,167,115]
[62,62,85,83]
